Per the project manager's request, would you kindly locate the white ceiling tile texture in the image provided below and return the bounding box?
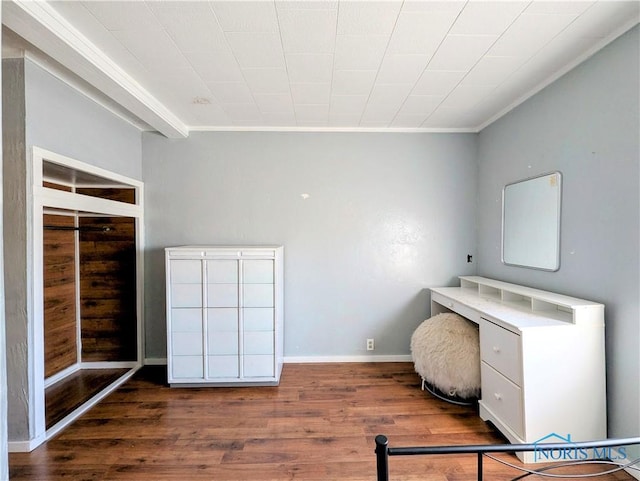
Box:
[279,8,338,53]
[44,0,640,131]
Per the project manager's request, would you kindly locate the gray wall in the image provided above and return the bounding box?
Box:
[143,132,477,359]
[0,2,9,477]
[2,57,142,442]
[3,58,30,443]
[24,59,142,180]
[476,26,639,444]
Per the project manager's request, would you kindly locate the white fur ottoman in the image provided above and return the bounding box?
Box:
[410,312,480,404]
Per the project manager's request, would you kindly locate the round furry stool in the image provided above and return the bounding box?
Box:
[410,312,480,405]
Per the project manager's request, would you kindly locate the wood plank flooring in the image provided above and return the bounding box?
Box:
[45,368,131,429]
[10,363,635,481]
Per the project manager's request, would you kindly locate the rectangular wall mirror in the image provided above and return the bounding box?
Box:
[502,171,562,271]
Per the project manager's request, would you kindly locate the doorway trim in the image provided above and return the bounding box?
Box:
[8,146,144,452]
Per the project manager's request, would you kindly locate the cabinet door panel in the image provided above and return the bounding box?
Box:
[170,260,202,283]
[208,356,239,378]
[244,308,274,331]
[207,331,239,355]
[243,260,274,283]
[172,332,203,355]
[171,284,202,308]
[208,284,238,307]
[172,356,203,379]
[244,331,274,355]
[243,284,274,307]
[207,308,238,331]
[207,260,238,284]
[171,309,202,332]
[244,355,274,377]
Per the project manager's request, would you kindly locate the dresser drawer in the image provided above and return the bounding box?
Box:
[172,332,203,356]
[171,284,202,308]
[431,291,479,323]
[244,308,274,331]
[207,331,239,355]
[172,356,204,379]
[206,260,238,284]
[171,309,202,332]
[243,260,274,283]
[207,284,239,307]
[244,355,275,377]
[243,284,274,307]
[207,355,239,378]
[207,308,238,331]
[481,362,524,438]
[170,259,202,283]
[480,319,522,385]
[244,331,274,355]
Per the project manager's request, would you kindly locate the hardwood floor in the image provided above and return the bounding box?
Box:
[46,368,131,429]
[10,363,635,481]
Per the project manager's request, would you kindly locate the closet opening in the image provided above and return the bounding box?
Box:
[43,208,137,429]
[30,147,144,445]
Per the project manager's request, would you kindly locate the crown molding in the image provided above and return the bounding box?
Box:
[188,125,479,134]
[3,0,188,139]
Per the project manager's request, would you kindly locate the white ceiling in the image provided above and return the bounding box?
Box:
[2,1,639,138]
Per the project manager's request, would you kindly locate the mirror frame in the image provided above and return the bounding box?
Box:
[502,171,562,272]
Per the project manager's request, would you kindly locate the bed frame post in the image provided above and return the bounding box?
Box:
[375,435,389,481]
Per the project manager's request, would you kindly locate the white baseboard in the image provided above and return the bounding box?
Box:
[8,433,46,453]
[144,357,167,365]
[144,356,412,365]
[284,355,412,363]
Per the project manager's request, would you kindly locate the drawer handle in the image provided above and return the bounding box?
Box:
[494,393,503,401]
[492,346,501,353]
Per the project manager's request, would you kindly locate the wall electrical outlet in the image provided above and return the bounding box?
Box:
[366,338,375,351]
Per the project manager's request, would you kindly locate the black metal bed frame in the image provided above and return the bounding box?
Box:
[375,435,640,481]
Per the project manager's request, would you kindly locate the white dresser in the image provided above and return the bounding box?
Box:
[165,246,284,386]
[431,276,606,463]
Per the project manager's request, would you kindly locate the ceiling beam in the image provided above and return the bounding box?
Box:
[2,0,189,139]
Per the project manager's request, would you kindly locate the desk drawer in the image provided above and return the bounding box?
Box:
[481,362,523,438]
[480,319,521,385]
[431,291,479,323]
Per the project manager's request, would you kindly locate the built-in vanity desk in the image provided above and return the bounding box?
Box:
[430,276,606,463]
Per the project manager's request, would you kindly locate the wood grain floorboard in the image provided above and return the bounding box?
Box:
[45,368,131,429]
[11,363,635,481]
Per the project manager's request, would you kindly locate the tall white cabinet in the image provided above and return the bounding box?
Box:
[165,246,284,386]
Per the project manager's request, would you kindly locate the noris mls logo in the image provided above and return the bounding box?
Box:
[533,433,628,462]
